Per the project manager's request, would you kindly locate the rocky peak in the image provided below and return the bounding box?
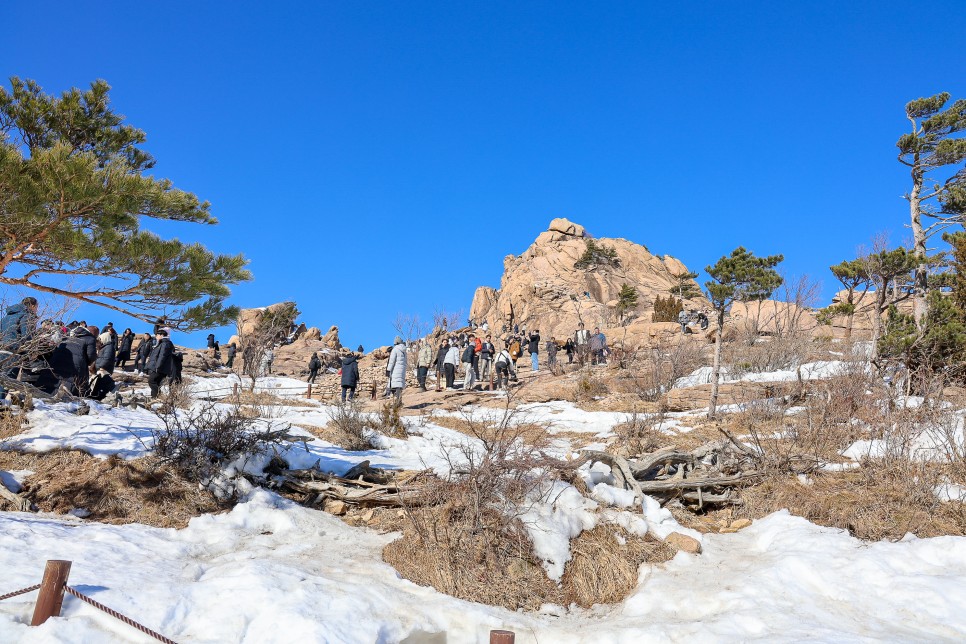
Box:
[469,219,706,348]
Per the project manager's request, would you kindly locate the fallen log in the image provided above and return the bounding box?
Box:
[0,481,35,512]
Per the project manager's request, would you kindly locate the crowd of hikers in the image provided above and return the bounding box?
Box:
[0,297,238,401]
[342,320,612,405]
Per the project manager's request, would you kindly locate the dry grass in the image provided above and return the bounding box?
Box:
[384,509,561,611]
[561,524,675,607]
[235,389,317,408]
[0,449,226,527]
[0,408,26,440]
[738,465,966,540]
[384,510,674,611]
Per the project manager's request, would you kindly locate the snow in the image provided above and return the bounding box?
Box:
[0,469,32,493]
[673,360,855,389]
[3,375,966,642]
[3,501,966,642]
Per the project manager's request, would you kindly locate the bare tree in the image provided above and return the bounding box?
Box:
[239,302,298,390]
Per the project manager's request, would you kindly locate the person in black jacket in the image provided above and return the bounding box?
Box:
[146,329,175,398]
[51,325,97,396]
[134,333,155,373]
[340,353,360,402]
[435,338,450,392]
[95,332,116,374]
[307,352,321,383]
[116,329,134,369]
[527,330,541,373]
[225,342,237,369]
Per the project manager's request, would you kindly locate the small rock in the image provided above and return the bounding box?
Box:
[323,499,347,515]
[730,518,752,530]
[719,527,739,534]
[664,532,702,554]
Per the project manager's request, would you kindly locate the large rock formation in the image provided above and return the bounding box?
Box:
[469,219,707,348]
[237,302,298,338]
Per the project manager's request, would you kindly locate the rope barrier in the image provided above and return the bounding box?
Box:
[65,586,178,644]
[0,584,40,601]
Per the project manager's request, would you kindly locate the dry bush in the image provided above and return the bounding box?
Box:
[0,449,225,527]
[235,389,316,408]
[740,464,965,540]
[620,339,706,402]
[324,402,374,451]
[375,399,406,438]
[386,399,578,610]
[574,370,609,402]
[613,409,668,457]
[146,399,290,488]
[724,331,814,377]
[561,525,675,607]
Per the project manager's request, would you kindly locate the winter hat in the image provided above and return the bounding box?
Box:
[394,336,403,345]
[98,332,112,345]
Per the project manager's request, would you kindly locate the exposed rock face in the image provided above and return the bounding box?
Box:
[729,300,817,336]
[322,325,341,349]
[237,302,297,338]
[469,220,706,348]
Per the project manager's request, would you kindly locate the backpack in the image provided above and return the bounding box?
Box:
[509,340,521,359]
[474,337,482,353]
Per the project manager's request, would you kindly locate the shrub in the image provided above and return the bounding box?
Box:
[325,402,374,451]
[574,239,621,270]
[651,295,684,323]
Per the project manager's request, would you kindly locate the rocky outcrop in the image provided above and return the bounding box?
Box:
[468,219,706,349]
[237,302,297,338]
[322,325,341,349]
[729,300,817,336]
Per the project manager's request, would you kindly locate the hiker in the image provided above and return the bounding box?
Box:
[171,350,184,384]
[479,335,495,380]
[574,322,590,364]
[472,334,482,378]
[88,368,116,402]
[134,333,155,373]
[64,325,98,396]
[95,331,116,374]
[206,333,216,349]
[434,338,449,392]
[590,327,608,365]
[357,344,364,354]
[563,338,575,364]
[546,337,559,369]
[416,339,434,391]
[341,352,360,401]
[443,339,460,390]
[678,309,691,333]
[494,344,516,389]
[1,296,38,359]
[225,342,237,368]
[697,310,709,331]
[260,347,274,376]
[387,336,407,402]
[508,335,522,370]
[461,338,476,390]
[307,352,321,383]
[116,329,134,369]
[527,329,541,373]
[146,329,175,398]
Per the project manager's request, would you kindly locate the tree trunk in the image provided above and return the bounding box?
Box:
[707,309,726,419]
[910,157,928,329]
[871,286,886,357]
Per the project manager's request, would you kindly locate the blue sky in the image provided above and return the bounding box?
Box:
[3,1,965,349]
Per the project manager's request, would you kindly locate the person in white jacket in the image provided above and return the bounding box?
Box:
[494,346,516,390]
[443,340,461,390]
[386,336,408,402]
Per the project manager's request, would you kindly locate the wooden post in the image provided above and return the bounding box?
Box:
[31,560,72,626]
[490,630,515,644]
[232,383,239,398]
[306,383,313,399]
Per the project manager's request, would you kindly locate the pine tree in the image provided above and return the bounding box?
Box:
[0,78,251,329]
[897,92,966,328]
[614,283,639,323]
[651,295,683,323]
[819,259,872,338]
[704,247,783,418]
[674,271,702,299]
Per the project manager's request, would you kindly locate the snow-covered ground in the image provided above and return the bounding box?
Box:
[673,360,855,389]
[2,374,966,643]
